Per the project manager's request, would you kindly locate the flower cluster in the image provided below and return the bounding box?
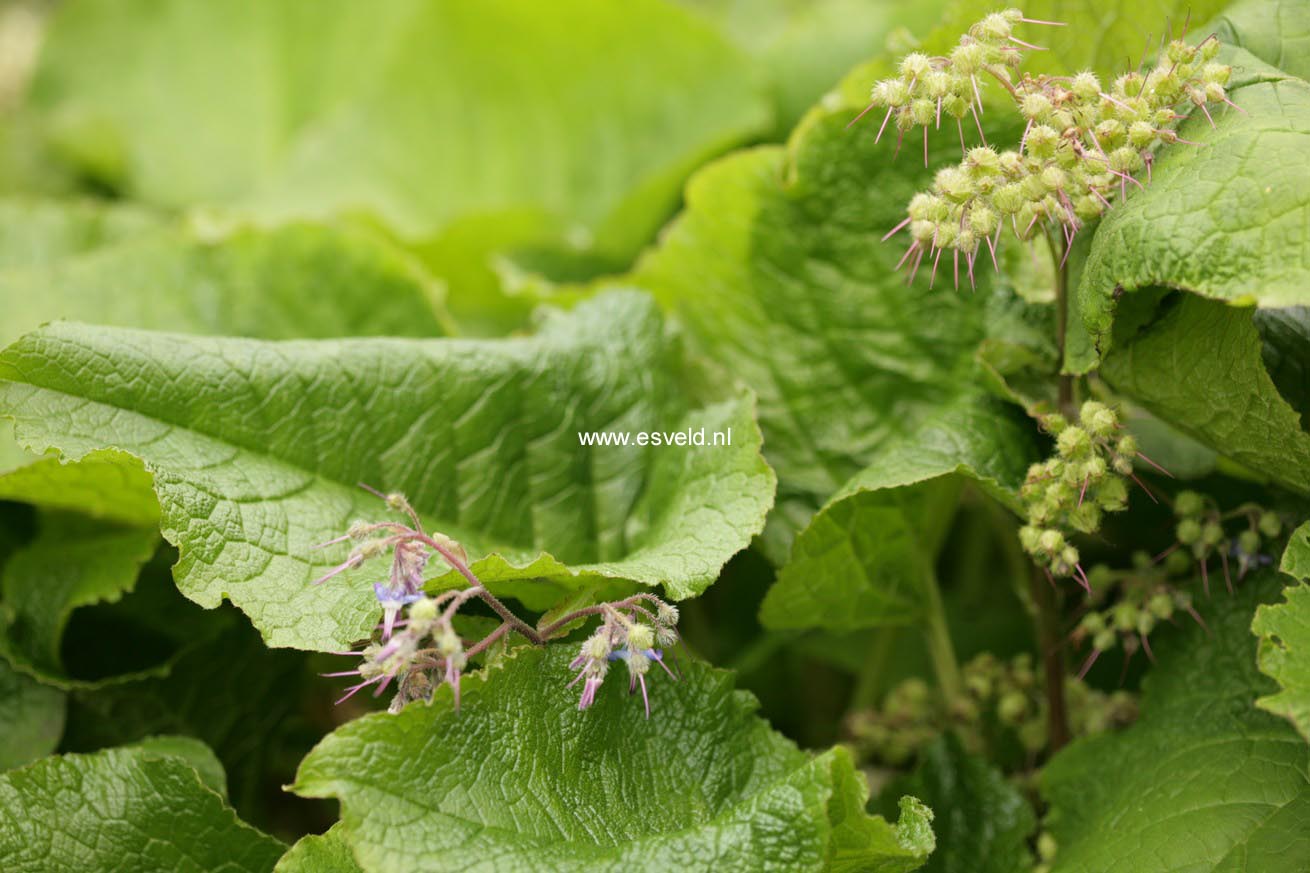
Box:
[847,652,1136,768]
[1071,496,1284,677]
[865,10,1237,287]
[569,600,680,718]
[312,485,682,718]
[1170,490,1281,591]
[1018,401,1159,585]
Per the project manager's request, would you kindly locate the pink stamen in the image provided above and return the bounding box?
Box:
[1135,451,1173,478]
[1020,16,1066,26]
[846,100,880,130]
[930,247,943,289]
[875,106,894,143]
[1077,648,1101,680]
[1198,102,1216,128]
[1008,36,1047,51]
[882,216,912,241]
[895,241,920,271]
[1129,472,1157,503]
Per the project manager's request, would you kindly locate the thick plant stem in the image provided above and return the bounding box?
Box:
[921,564,962,699]
[1032,566,1071,751]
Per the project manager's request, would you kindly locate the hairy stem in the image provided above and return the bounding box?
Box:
[1031,567,1071,750]
[920,563,962,699]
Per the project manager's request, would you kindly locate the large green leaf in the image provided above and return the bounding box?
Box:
[1101,295,1310,495]
[29,0,768,270]
[293,645,933,872]
[0,451,157,523]
[1250,521,1310,742]
[632,73,1009,558]
[0,199,449,348]
[1042,573,1310,872]
[0,512,159,686]
[1215,0,1310,80]
[275,825,362,873]
[761,397,1039,631]
[1074,51,1310,365]
[675,0,949,133]
[0,657,64,771]
[0,738,285,872]
[0,292,774,650]
[881,733,1035,873]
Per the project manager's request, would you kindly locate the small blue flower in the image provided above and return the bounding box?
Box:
[374,582,423,639]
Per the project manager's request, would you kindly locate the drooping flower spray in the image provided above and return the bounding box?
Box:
[313,487,682,717]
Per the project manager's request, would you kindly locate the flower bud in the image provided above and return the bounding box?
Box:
[1095,477,1128,512]
[911,98,935,126]
[968,204,999,235]
[1071,71,1101,102]
[1176,519,1202,545]
[1174,491,1204,517]
[1258,511,1282,538]
[1038,529,1065,554]
[1128,121,1157,149]
[1199,38,1221,61]
[1025,125,1059,158]
[899,52,933,81]
[950,42,986,74]
[1148,593,1174,619]
[627,623,655,652]
[1238,529,1261,556]
[1093,629,1116,651]
[874,79,910,107]
[656,602,680,626]
[1057,426,1091,458]
[1201,522,1224,547]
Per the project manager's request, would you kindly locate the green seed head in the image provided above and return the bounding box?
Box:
[1071,71,1101,102]
[900,52,933,81]
[951,41,986,74]
[1176,518,1203,545]
[1174,491,1205,517]
[1238,529,1261,555]
[1258,511,1282,539]
[1057,426,1091,459]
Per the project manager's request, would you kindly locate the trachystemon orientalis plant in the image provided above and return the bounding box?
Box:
[314,486,681,717]
[857,8,1237,288]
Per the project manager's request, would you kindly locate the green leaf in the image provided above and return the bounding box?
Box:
[880,733,1035,873]
[1074,52,1310,366]
[275,825,362,873]
[675,0,949,133]
[1282,519,1310,583]
[0,512,159,686]
[632,79,1011,558]
[1249,523,1310,743]
[761,397,1040,631]
[126,735,229,798]
[0,738,285,872]
[292,645,932,872]
[0,199,449,348]
[29,0,768,268]
[1253,583,1310,745]
[0,657,64,771]
[0,292,775,650]
[1042,573,1310,872]
[1100,294,1310,495]
[1215,0,1310,80]
[0,451,158,524]
[60,620,319,827]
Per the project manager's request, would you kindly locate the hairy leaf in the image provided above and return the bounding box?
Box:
[1101,295,1310,495]
[0,293,774,650]
[676,0,949,132]
[0,200,448,348]
[882,733,1035,873]
[0,657,64,771]
[1215,0,1310,80]
[1042,573,1310,872]
[275,825,362,873]
[0,513,159,686]
[1250,522,1310,742]
[761,397,1039,631]
[30,0,768,272]
[0,451,157,524]
[293,645,933,872]
[0,738,285,872]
